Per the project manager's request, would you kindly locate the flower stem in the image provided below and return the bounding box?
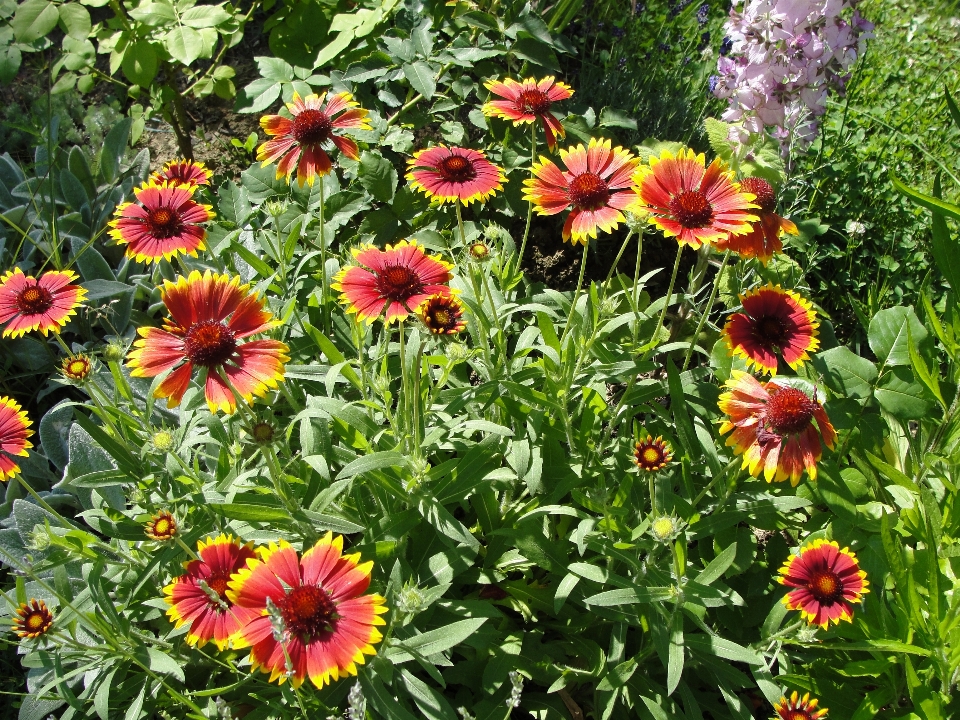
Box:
[682,249,731,371]
[317,178,329,335]
[516,123,537,271]
[644,243,683,356]
[559,242,590,349]
[631,230,645,346]
[457,203,496,378]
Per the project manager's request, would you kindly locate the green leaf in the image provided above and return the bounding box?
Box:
[892,172,960,222]
[599,107,638,130]
[0,45,22,85]
[400,669,459,720]
[875,366,933,419]
[58,4,91,40]
[336,451,409,480]
[123,684,146,720]
[929,173,960,293]
[583,587,673,606]
[385,618,488,663]
[209,503,292,522]
[181,5,231,27]
[146,647,185,682]
[361,674,421,720]
[257,56,294,82]
[403,61,437,100]
[868,305,927,367]
[163,27,204,66]
[696,542,737,586]
[11,0,59,43]
[686,635,763,665]
[121,41,158,87]
[510,37,560,72]
[666,611,684,695]
[358,151,398,203]
[813,346,878,398]
[704,117,734,161]
[236,78,282,114]
[127,0,176,25]
[315,30,355,69]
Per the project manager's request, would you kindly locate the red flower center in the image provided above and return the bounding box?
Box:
[740,176,776,213]
[753,315,789,349]
[147,207,184,240]
[16,285,54,315]
[292,109,333,146]
[184,320,238,367]
[808,570,844,603]
[518,89,551,115]
[669,190,714,228]
[765,387,816,435]
[569,172,610,211]
[206,575,230,601]
[376,265,425,302]
[438,155,477,183]
[279,585,337,639]
[784,712,813,720]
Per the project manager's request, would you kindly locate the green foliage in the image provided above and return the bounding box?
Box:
[0,0,958,718]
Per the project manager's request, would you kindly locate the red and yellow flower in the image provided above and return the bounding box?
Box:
[332,240,453,325]
[523,137,639,244]
[227,533,388,689]
[126,270,289,414]
[406,146,505,205]
[164,534,259,650]
[61,354,93,382]
[713,177,797,264]
[0,396,32,482]
[778,539,869,629]
[774,691,828,720]
[13,599,53,639]
[482,76,574,151]
[109,182,214,264]
[718,371,836,486]
[722,284,819,375]
[419,293,467,334]
[151,159,213,188]
[258,92,370,186]
[633,436,673,472]
[0,268,86,338]
[145,510,178,541]
[632,148,758,248]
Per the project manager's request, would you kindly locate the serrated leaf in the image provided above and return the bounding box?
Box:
[358,150,398,202]
[236,78,281,114]
[403,61,436,100]
[164,26,204,66]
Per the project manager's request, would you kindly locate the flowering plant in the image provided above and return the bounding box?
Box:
[0,1,956,718]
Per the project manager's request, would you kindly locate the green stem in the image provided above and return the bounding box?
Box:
[398,320,409,453]
[644,243,683,357]
[631,230,645,346]
[559,242,590,349]
[457,203,495,378]
[682,249,730,371]
[516,123,537,271]
[317,178,329,335]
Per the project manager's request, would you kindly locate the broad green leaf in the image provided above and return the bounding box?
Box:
[181,5,231,27]
[599,107,638,130]
[58,4,91,39]
[12,0,59,43]
[236,78,282,114]
[403,61,437,100]
[813,346,877,398]
[146,647,185,682]
[875,366,933,419]
[868,305,927,367]
[0,45,22,85]
[121,42,158,87]
[400,669,459,720]
[510,37,560,72]
[385,618,488,663]
[358,151,398,203]
[257,56,295,82]
[164,27,204,66]
[127,1,177,24]
[315,30,355,69]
